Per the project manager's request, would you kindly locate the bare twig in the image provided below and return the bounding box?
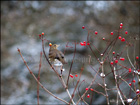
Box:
[127,46,135,69]
[17,48,69,104]
[76,67,101,105]
[37,52,42,105]
[69,65,84,104]
[60,76,76,105]
[113,66,125,105]
[101,57,110,105]
[66,42,76,88]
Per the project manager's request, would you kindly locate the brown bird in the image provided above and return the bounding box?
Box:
[49,44,66,64]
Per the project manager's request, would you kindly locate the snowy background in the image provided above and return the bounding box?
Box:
[1,1,139,104]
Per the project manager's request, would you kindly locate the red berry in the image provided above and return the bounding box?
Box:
[120,26,122,29]
[138,70,140,72]
[85,88,89,90]
[87,43,90,45]
[129,83,131,86]
[113,51,115,54]
[42,32,44,35]
[95,31,98,35]
[82,26,85,29]
[125,31,128,34]
[39,34,41,37]
[136,89,140,94]
[17,48,20,52]
[119,36,121,39]
[70,74,74,78]
[83,41,86,43]
[103,37,105,40]
[87,94,90,98]
[75,74,78,77]
[83,43,86,46]
[90,88,93,91]
[110,61,114,65]
[129,68,131,73]
[80,42,84,46]
[120,23,123,26]
[121,38,125,42]
[136,91,140,94]
[115,60,118,63]
[111,32,113,35]
[136,56,139,59]
[120,57,125,61]
[132,80,135,83]
[49,43,52,46]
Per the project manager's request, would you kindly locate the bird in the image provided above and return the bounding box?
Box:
[49,44,67,65]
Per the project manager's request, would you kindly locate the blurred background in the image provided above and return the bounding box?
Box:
[1,1,139,104]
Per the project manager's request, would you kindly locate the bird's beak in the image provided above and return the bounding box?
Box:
[56,45,60,48]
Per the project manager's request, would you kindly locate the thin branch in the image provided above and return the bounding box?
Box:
[37,52,42,105]
[119,77,135,93]
[127,46,135,69]
[66,42,76,88]
[113,66,125,105]
[76,67,101,105]
[61,76,76,105]
[78,80,85,104]
[101,56,110,105]
[69,65,84,104]
[17,48,69,104]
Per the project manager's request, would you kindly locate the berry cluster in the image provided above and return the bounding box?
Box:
[80,41,90,46]
[70,74,78,78]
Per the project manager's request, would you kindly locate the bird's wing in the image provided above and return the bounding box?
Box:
[49,49,66,64]
[49,50,56,59]
[57,50,65,59]
[56,50,66,64]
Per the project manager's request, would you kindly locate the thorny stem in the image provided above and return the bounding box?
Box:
[17,48,69,104]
